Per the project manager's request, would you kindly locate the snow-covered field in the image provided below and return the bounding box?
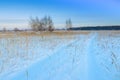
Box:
[0,31,120,80]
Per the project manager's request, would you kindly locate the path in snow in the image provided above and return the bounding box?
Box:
[0,32,120,80]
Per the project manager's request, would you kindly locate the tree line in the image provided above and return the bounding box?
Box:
[1,16,72,32]
[29,16,72,31]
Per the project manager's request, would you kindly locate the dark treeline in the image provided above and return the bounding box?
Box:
[69,26,120,30]
[1,15,120,32]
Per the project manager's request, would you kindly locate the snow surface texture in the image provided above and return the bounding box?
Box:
[0,32,120,80]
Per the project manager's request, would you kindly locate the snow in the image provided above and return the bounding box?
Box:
[0,32,120,80]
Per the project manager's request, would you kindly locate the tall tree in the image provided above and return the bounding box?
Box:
[48,16,54,31]
[29,17,41,31]
[66,18,72,30]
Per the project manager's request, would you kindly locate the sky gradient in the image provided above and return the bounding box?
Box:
[0,0,120,29]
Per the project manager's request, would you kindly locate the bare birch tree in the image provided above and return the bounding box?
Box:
[29,16,54,31]
[66,18,72,30]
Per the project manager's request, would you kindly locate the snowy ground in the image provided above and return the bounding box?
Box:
[0,31,120,80]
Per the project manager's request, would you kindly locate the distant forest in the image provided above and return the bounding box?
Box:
[69,26,120,30]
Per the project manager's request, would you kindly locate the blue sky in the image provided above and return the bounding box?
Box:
[0,0,120,29]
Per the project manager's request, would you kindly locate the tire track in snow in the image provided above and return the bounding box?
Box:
[9,35,89,80]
